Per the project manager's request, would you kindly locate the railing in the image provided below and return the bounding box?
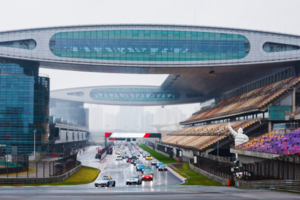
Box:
[191,155,234,181]
[0,162,82,184]
[237,155,300,181]
[0,153,78,180]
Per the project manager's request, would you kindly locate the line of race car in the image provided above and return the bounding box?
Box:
[94,142,168,187]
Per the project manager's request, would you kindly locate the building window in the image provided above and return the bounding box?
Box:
[0,39,36,50]
[263,42,299,53]
[90,87,180,102]
[49,30,250,61]
[67,92,84,97]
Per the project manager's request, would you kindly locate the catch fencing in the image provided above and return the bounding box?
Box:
[192,155,234,181]
[0,153,78,179]
[238,155,300,181]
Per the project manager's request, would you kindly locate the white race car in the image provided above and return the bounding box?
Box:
[158,164,168,171]
[94,176,116,187]
[126,175,142,185]
[151,159,159,165]
[116,155,122,161]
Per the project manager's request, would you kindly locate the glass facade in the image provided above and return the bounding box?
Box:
[90,87,180,102]
[50,98,88,127]
[263,42,299,53]
[0,62,49,154]
[0,39,36,50]
[67,92,84,96]
[49,30,250,61]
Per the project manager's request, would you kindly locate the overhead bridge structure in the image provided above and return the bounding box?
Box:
[1,24,300,153]
[104,132,161,146]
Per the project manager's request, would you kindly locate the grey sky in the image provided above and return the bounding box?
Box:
[0,0,299,121]
[0,0,298,90]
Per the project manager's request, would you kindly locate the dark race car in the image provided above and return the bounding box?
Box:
[131,158,137,164]
[127,157,133,163]
[107,148,113,154]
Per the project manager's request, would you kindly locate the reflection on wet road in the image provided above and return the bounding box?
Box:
[77,145,183,188]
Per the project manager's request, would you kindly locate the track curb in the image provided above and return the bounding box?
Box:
[166,166,186,184]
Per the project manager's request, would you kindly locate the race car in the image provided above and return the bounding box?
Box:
[126,175,142,185]
[107,148,113,154]
[127,157,133,163]
[142,152,148,157]
[151,159,159,165]
[115,150,120,155]
[158,164,168,171]
[131,158,137,164]
[116,155,122,161]
[156,162,165,168]
[94,176,116,187]
[136,164,146,171]
[142,172,153,181]
[133,159,142,166]
[146,155,152,160]
[142,168,154,175]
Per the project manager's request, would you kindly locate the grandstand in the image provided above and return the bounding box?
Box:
[162,120,260,152]
[181,75,300,125]
[235,129,300,155]
[161,70,300,162]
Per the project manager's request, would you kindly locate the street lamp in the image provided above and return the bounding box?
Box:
[33,130,36,160]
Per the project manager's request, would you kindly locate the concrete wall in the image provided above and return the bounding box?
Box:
[156,142,196,161]
[231,148,280,160]
[238,154,267,166]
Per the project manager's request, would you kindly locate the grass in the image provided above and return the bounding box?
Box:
[172,163,223,186]
[0,166,100,186]
[139,144,177,164]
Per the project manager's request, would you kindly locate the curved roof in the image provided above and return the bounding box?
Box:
[50,85,203,106]
[1,24,299,102]
[0,24,299,73]
[1,24,299,37]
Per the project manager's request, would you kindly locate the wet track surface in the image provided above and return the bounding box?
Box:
[1,146,300,199]
[78,146,183,188]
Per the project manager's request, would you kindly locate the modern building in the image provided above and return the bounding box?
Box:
[0,60,49,154]
[1,24,300,154]
[50,98,89,127]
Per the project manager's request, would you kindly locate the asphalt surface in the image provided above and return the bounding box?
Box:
[0,145,300,199]
[78,145,183,188]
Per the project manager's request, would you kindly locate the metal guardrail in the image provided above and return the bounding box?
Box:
[235,179,300,193]
[0,163,82,184]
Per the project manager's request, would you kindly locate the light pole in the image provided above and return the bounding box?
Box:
[33,130,36,159]
[217,139,219,158]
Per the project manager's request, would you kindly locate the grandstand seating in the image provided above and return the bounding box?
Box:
[162,120,260,151]
[182,76,300,124]
[236,129,300,155]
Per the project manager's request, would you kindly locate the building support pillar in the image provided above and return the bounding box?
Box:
[268,121,272,132]
[292,88,296,112]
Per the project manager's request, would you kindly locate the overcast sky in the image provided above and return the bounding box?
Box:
[0,0,299,91]
[0,0,299,119]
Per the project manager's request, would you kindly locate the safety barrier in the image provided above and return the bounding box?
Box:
[235,179,300,193]
[0,163,82,184]
[189,162,230,185]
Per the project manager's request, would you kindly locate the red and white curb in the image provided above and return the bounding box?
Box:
[166,166,186,183]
